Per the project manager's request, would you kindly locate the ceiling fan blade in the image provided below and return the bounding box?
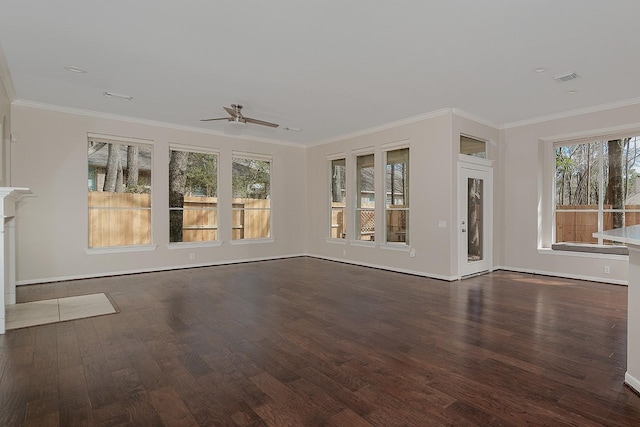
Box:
[200,117,229,122]
[244,117,279,128]
[224,106,238,117]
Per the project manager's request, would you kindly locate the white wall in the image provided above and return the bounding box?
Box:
[305,112,460,280]
[10,96,640,286]
[0,69,10,186]
[11,105,307,283]
[500,104,640,284]
[304,111,502,281]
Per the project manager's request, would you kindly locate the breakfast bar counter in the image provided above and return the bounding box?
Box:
[594,225,640,393]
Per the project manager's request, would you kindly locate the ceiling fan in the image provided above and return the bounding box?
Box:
[200,104,279,128]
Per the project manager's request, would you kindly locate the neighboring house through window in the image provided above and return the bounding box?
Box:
[232,154,272,240]
[87,134,152,248]
[169,146,218,243]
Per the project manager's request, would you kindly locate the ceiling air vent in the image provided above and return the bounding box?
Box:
[554,72,579,82]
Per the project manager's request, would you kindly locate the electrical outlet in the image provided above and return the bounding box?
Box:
[604,265,610,274]
[189,253,196,260]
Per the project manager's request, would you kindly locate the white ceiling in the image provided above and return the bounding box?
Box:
[1,1,639,146]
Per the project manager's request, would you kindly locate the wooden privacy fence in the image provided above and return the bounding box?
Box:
[89,192,152,247]
[330,203,407,241]
[232,198,271,240]
[556,205,640,244]
[181,196,218,242]
[331,203,346,239]
[89,192,270,247]
[182,196,270,241]
[387,207,408,243]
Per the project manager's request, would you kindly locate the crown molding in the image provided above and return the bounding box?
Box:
[13,96,640,148]
[539,122,640,144]
[0,43,16,102]
[11,99,307,148]
[451,108,499,129]
[308,108,451,148]
[500,96,640,130]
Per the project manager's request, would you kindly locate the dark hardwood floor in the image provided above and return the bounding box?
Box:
[1,257,639,426]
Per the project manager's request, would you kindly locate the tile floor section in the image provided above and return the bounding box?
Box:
[6,293,116,330]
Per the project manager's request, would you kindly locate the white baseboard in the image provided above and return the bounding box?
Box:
[17,253,308,286]
[493,265,628,286]
[307,254,458,281]
[626,372,640,394]
[20,258,623,287]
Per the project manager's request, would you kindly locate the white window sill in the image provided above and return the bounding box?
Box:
[230,238,275,245]
[380,244,410,252]
[168,241,223,249]
[87,244,158,255]
[325,238,347,244]
[350,240,376,248]
[537,247,628,260]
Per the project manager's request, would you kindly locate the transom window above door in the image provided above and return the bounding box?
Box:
[460,135,486,158]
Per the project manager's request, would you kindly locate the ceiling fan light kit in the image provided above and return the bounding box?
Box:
[229,116,245,125]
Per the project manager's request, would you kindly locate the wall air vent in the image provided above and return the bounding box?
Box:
[554,72,579,82]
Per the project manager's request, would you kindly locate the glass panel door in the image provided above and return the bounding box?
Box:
[459,164,492,277]
[468,177,484,262]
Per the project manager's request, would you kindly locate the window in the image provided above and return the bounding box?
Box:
[232,155,271,240]
[330,158,347,239]
[385,147,409,244]
[554,136,640,245]
[88,135,152,248]
[355,153,375,241]
[460,135,486,158]
[169,147,218,243]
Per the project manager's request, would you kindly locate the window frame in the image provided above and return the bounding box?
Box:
[383,144,410,246]
[87,133,154,251]
[328,154,347,241]
[353,149,376,244]
[460,134,487,159]
[551,134,640,248]
[168,144,220,247]
[230,151,273,243]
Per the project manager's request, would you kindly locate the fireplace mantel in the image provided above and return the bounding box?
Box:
[0,187,32,334]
